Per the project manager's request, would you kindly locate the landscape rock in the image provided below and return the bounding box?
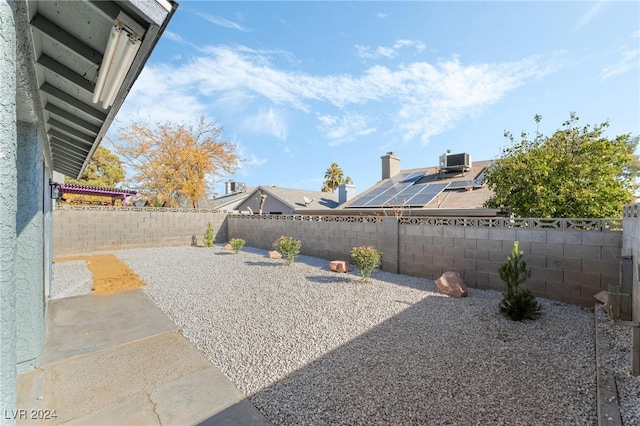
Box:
[329,261,350,273]
[435,271,468,298]
[266,251,282,259]
[223,243,234,250]
[594,290,608,305]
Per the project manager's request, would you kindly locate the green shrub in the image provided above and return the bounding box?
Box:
[351,246,382,282]
[203,222,214,247]
[274,235,301,266]
[229,238,245,254]
[498,241,542,321]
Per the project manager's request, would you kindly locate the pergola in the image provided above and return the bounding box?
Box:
[57,183,139,206]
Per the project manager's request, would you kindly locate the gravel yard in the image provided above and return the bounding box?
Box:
[52,245,640,425]
[104,245,601,425]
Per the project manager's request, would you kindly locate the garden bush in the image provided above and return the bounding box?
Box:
[274,235,301,266]
[229,238,245,254]
[351,246,382,282]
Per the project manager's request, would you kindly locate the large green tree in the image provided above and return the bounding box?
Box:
[321,162,345,193]
[65,146,125,187]
[485,113,637,218]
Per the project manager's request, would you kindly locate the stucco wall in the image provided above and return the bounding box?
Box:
[15,121,44,372]
[53,207,228,257]
[0,0,18,422]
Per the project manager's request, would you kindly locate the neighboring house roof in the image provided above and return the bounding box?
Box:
[241,186,340,212]
[339,160,498,213]
[202,192,251,211]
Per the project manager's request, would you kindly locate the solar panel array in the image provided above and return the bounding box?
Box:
[346,172,424,208]
[347,171,487,208]
[403,183,450,206]
[445,179,475,190]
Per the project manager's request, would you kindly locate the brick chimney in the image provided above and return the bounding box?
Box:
[338,183,356,205]
[381,152,400,180]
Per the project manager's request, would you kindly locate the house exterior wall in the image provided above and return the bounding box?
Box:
[236,194,294,215]
[0,1,18,422]
[43,167,52,298]
[53,207,228,257]
[15,121,45,372]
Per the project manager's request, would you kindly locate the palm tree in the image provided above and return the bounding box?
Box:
[322,162,344,193]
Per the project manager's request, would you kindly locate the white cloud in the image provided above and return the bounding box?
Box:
[235,153,267,177]
[116,65,207,125]
[574,1,605,31]
[196,13,249,32]
[163,31,185,44]
[600,48,640,80]
[212,141,267,185]
[355,39,426,60]
[317,112,377,146]
[241,107,288,140]
[124,44,549,146]
[376,13,387,19]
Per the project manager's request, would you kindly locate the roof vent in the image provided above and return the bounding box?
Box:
[439,152,471,172]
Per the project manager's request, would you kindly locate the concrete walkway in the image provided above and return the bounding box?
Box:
[17,290,272,426]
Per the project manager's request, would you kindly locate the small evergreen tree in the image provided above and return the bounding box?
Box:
[498,241,541,321]
[203,222,214,247]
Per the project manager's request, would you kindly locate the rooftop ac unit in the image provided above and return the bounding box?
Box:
[439,152,472,171]
[230,182,245,193]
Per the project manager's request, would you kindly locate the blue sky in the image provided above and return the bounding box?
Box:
[111,1,640,196]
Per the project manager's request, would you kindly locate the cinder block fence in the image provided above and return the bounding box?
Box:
[228,215,622,307]
[53,204,640,308]
[53,205,227,256]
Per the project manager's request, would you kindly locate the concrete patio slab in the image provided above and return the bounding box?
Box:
[17,290,272,425]
[61,393,159,426]
[41,331,213,423]
[39,290,177,366]
[15,368,44,426]
[151,367,269,425]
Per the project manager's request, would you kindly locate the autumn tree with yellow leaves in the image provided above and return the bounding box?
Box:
[111,117,239,208]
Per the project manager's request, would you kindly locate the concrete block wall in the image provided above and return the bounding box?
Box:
[229,215,623,307]
[398,223,622,306]
[227,215,386,262]
[622,203,639,323]
[53,206,227,257]
[54,209,627,308]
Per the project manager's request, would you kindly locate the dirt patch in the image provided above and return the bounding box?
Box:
[55,254,146,295]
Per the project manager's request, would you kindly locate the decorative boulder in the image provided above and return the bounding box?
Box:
[222,243,233,250]
[435,271,468,298]
[266,251,282,259]
[329,261,350,273]
[594,290,608,305]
